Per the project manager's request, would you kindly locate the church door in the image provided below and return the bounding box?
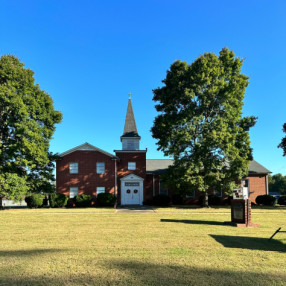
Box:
[124,182,140,205]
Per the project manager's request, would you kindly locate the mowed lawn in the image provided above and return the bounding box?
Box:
[0,207,285,286]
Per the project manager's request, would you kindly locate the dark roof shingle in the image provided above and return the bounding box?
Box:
[122,98,140,138]
[146,159,271,175]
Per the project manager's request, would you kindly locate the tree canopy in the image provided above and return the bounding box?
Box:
[278,123,286,156]
[0,55,62,206]
[151,48,256,205]
[269,173,286,195]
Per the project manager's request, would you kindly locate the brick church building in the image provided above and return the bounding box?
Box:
[56,98,271,205]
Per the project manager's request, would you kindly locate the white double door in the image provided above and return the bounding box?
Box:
[124,182,140,205]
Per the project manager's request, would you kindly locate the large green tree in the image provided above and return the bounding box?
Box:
[152,48,256,206]
[278,123,286,156]
[269,174,286,195]
[0,55,62,208]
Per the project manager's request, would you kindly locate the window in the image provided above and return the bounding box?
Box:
[186,190,195,198]
[128,162,136,170]
[214,189,222,197]
[70,187,78,198]
[97,187,105,195]
[96,162,105,174]
[69,162,78,174]
[159,180,168,195]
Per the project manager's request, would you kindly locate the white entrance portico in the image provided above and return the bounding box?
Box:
[120,173,144,205]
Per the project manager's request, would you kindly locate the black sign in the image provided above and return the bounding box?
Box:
[125,182,139,186]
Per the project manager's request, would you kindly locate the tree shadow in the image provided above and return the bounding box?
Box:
[161,218,226,226]
[210,235,286,253]
[1,260,286,285]
[0,248,63,257]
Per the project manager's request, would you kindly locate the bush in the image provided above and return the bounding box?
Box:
[198,194,221,206]
[172,194,186,205]
[97,193,116,207]
[74,194,92,207]
[152,194,171,206]
[255,195,276,206]
[143,199,153,206]
[278,195,286,205]
[208,194,221,206]
[49,193,68,208]
[25,194,44,208]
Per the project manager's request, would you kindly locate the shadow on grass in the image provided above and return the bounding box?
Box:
[210,235,286,253]
[1,260,285,286]
[161,218,225,226]
[0,248,63,257]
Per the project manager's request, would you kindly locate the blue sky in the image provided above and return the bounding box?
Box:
[1,0,286,174]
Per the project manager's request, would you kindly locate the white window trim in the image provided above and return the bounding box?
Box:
[186,190,195,198]
[96,162,105,174]
[96,187,105,195]
[70,186,78,198]
[128,162,136,170]
[69,162,78,174]
[213,189,222,197]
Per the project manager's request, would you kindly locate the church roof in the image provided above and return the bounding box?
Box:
[121,98,140,138]
[146,159,271,175]
[58,142,117,158]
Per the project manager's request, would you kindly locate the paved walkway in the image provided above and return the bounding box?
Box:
[116,205,155,213]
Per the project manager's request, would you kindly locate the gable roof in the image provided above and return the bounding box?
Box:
[146,159,174,174]
[248,160,271,174]
[58,142,116,158]
[121,98,140,138]
[146,159,271,175]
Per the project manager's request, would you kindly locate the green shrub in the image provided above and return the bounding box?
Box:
[96,193,116,207]
[25,194,44,208]
[255,195,276,206]
[278,195,286,205]
[74,194,92,207]
[49,193,68,208]
[208,194,221,206]
[172,194,186,205]
[153,194,171,206]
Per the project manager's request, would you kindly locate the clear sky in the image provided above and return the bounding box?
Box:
[1,0,286,175]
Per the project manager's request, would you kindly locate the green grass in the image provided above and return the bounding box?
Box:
[0,208,285,285]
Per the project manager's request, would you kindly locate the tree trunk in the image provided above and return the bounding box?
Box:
[203,192,210,208]
[0,197,4,210]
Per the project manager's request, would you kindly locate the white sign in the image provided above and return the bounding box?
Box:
[233,187,248,200]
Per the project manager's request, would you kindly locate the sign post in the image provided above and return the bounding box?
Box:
[225,185,259,227]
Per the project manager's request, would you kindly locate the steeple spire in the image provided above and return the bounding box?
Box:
[121,95,141,150]
[122,96,139,137]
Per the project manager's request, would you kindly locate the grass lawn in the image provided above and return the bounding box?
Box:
[0,208,285,285]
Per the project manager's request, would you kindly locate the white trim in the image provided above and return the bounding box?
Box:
[59,142,116,158]
[96,187,105,195]
[70,187,78,198]
[120,173,144,205]
[69,162,78,174]
[96,162,105,174]
[114,149,147,153]
[128,162,136,170]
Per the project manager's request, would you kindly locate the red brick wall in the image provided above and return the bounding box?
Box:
[115,151,146,204]
[56,151,115,197]
[145,174,154,202]
[245,174,267,203]
[145,174,168,199]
